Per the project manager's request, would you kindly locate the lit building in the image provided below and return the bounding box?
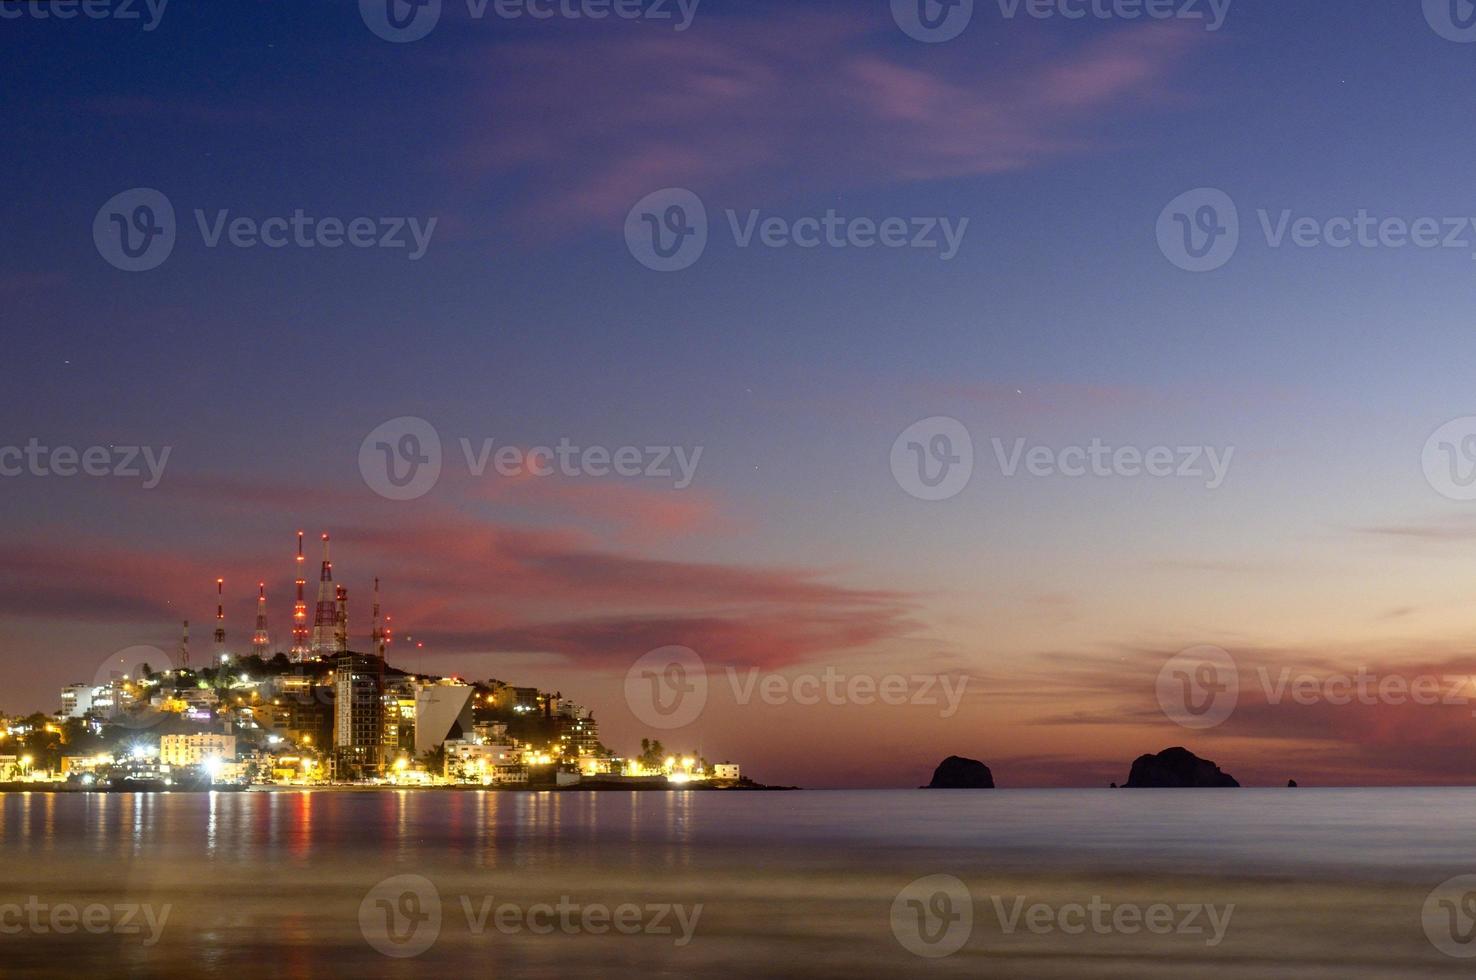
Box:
[487,684,540,714]
[160,732,237,767]
[556,712,602,758]
[60,683,95,719]
[333,652,385,779]
[443,738,522,783]
[382,681,417,755]
[712,763,741,781]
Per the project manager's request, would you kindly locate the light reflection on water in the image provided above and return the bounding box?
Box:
[1,789,1474,977]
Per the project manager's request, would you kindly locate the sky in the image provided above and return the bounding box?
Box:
[6,0,1476,787]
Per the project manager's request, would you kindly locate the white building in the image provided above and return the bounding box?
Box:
[712,763,741,781]
[414,682,475,756]
[443,738,522,783]
[60,683,95,719]
[160,733,237,767]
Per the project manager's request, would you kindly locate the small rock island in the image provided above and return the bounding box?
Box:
[923,755,995,789]
[1123,747,1239,788]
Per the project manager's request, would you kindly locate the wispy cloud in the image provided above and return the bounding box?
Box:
[455,13,1206,232]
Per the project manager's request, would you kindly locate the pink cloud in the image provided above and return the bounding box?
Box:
[453,14,1206,232]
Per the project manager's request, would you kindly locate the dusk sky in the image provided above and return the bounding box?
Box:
[8,0,1476,787]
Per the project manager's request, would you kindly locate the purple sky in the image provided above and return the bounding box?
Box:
[6,0,1476,786]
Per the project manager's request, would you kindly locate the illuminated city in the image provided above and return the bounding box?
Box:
[1,532,744,793]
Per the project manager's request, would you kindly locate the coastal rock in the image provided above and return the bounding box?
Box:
[924,756,995,789]
[1287,780,1298,788]
[1123,747,1239,788]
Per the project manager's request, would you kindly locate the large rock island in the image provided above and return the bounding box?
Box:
[923,756,995,789]
[1123,747,1239,788]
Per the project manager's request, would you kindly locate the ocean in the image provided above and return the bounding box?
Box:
[2,788,1474,977]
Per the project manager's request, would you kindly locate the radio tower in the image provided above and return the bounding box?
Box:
[252,582,271,658]
[334,585,349,654]
[291,531,310,661]
[213,578,228,662]
[371,577,386,659]
[179,620,190,670]
[311,533,336,655]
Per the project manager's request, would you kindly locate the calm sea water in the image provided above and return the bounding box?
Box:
[2,788,1475,977]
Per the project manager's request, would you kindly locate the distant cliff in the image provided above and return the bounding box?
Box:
[923,756,995,789]
[1123,747,1239,788]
